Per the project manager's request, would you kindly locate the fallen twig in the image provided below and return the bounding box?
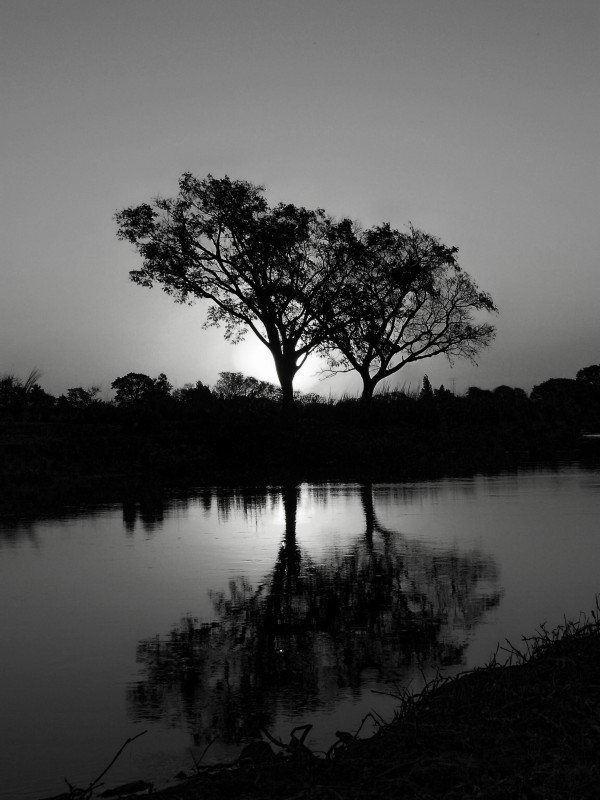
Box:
[65,730,148,799]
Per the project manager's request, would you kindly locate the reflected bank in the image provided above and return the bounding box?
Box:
[128,484,501,755]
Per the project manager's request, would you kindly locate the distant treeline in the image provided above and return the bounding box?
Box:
[1,365,599,516]
[1,365,599,437]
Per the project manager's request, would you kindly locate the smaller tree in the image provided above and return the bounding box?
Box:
[172,380,212,420]
[214,371,282,402]
[66,386,101,409]
[434,384,453,400]
[112,373,155,406]
[492,385,527,402]
[420,374,434,400]
[466,386,492,399]
[0,368,51,421]
[111,372,173,407]
[530,378,578,403]
[576,364,600,387]
[320,224,497,410]
[172,380,212,404]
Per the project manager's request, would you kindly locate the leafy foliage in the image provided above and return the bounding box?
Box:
[0,368,54,421]
[66,386,101,408]
[116,178,499,413]
[115,174,358,408]
[214,371,282,401]
[111,372,172,407]
[576,364,600,386]
[320,224,497,403]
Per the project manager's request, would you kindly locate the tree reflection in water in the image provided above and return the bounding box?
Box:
[128,484,502,749]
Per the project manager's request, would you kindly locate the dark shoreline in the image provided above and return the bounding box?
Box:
[40,607,600,800]
[2,419,597,519]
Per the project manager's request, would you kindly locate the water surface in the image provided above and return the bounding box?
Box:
[1,464,599,798]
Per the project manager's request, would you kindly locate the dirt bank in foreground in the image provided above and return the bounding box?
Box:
[43,608,600,800]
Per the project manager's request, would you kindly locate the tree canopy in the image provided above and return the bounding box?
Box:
[115,174,358,412]
[319,224,498,406]
[116,176,496,415]
[111,372,172,407]
[214,371,282,402]
[576,364,600,387]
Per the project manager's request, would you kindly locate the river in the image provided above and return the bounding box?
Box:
[1,461,599,798]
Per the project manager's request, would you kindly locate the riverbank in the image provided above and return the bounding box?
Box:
[0,417,590,518]
[44,606,600,800]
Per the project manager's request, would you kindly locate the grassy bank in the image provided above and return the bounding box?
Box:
[44,605,600,800]
[0,414,589,518]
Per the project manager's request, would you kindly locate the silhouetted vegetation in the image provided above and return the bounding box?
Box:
[115,175,359,414]
[1,364,599,517]
[318,223,497,409]
[115,175,496,414]
[0,368,54,422]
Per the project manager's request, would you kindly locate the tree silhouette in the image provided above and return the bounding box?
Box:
[0,368,53,422]
[116,175,358,414]
[576,364,600,387]
[320,224,497,410]
[111,372,172,407]
[171,380,212,420]
[66,386,101,409]
[128,485,501,750]
[214,371,281,402]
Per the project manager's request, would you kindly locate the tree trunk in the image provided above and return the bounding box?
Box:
[360,483,375,550]
[359,376,377,424]
[274,357,297,423]
[280,378,295,415]
[283,484,299,559]
[267,485,299,622]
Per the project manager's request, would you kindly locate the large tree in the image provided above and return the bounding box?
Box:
[319,224,498,408]
[115,174,357,412]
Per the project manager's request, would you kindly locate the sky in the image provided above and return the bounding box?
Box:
[1,0,598,399]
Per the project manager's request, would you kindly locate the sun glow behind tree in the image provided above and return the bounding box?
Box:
[116,175,496,415]
[116,174,359,414]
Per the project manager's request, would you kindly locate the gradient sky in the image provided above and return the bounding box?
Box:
[2,0,598,399]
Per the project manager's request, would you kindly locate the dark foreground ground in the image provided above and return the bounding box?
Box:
[42,608,600,800]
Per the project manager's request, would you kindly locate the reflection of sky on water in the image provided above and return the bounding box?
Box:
[2,464,600,798]
[127,482,502,754]
[127,488,500,716]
